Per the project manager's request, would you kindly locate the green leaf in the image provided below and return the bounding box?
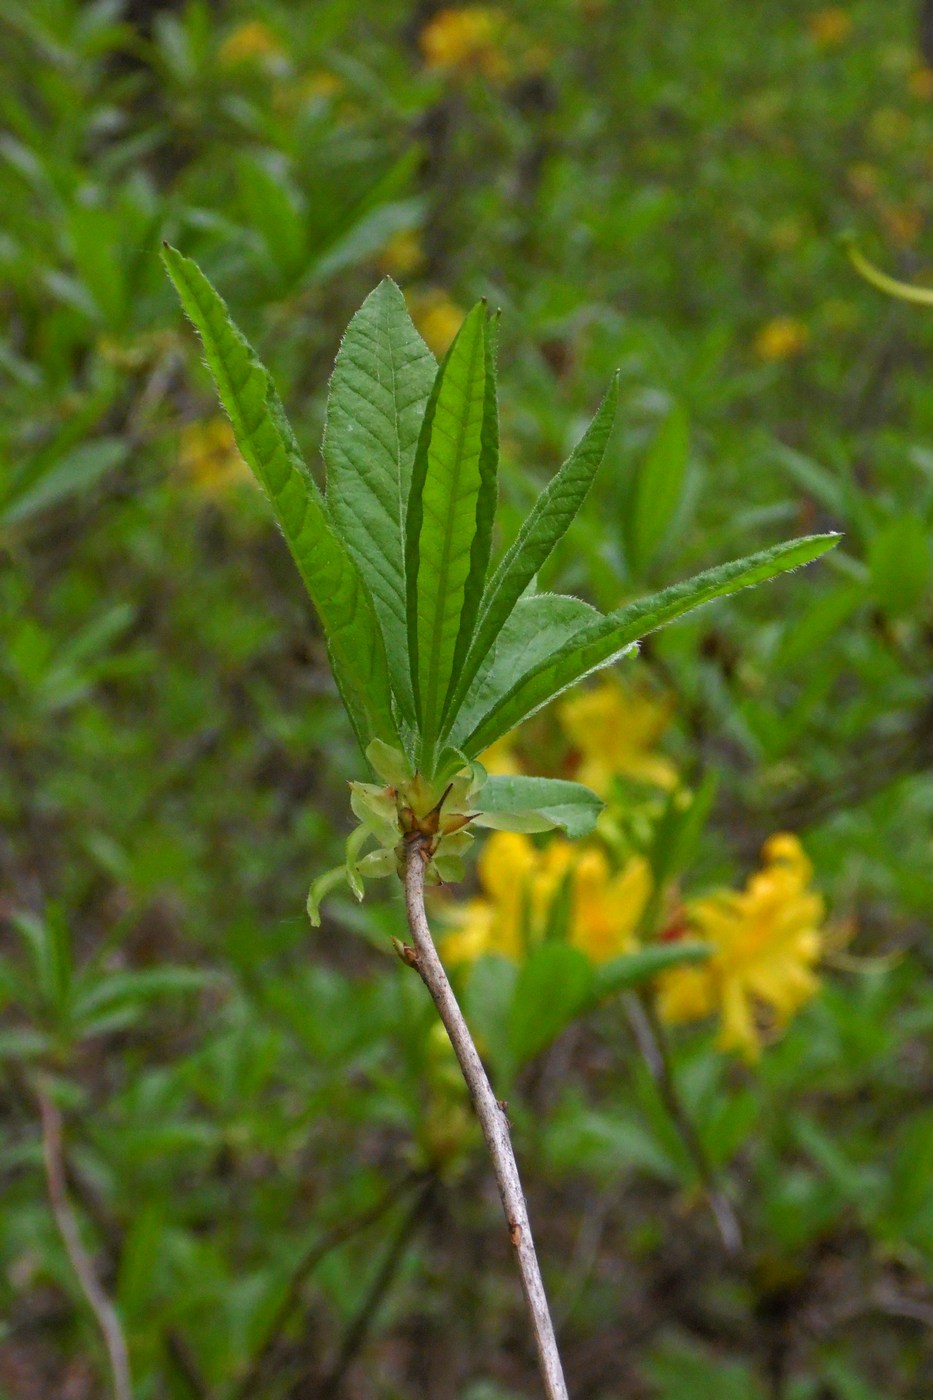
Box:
[868,514,931,618]
[72,969,212,1037]
[462,955,518,1083]
[593,942,710,997]
[2,438,128,528]
[509,944,594,1067]
[323,279,436,719]
[444,376,618,730]
[451,592,598,744]
[461,533,840,756]
[405,301,496,766]
[307,866,349,927]
[13,911,72,1021]
[474,776,604,838]
[626,403,689,573]
[161,245,397,754]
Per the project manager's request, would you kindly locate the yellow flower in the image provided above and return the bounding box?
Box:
[420,7,512,82]
[177,419,251,497]
[407,289,465,355]
[807,8,852,47]
[656,833,827,1060]
[569,847,651,963]
[558,677,678,798]
[378,230,425,279]
[218,21,284,66]
[443,831,651,967]
[753,317,809,362]
[481,734,522,777]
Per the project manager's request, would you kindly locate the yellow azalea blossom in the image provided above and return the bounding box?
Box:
[378,230,425,279]
[481,734,522,777]
[218,21,284,66]
[177,419,251,497]
[407,289,465,355]
[558,677,678,798]
[420,7,512,82]
[753,317,809,362]
[569,847,651,963]
[443,831,651,967]
[656,833,827,1061]
[807,8,852,47]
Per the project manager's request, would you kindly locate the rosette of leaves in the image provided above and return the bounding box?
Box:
[162,247,837,918]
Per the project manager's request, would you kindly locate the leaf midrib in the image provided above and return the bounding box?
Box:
[421,328,485,738]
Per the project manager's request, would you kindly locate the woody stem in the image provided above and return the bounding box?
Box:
[402,842,570,1400]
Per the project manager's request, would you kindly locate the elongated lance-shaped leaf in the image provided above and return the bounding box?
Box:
[441,310,500,725]
[323,279,436,722]
[461,533,840,756]
[161,245,398,755]
[451,592,598,745]
[443,375,619,736]
[405,300,496,767]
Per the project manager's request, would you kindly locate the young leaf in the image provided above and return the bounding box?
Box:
[444,376,619,730]
[474,776,604,838]
[451,592,599,743]
[405,301,496,765]
[161,245,398,754]
[461,533,840,756]
[323,279,436,719]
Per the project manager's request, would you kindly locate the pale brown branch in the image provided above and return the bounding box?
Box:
[37,1083,133,1400]
[402,843,569,1400]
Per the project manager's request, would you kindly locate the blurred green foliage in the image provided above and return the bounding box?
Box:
[1,1,932,1397]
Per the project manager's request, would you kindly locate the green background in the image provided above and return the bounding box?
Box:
[1,1,932,1396]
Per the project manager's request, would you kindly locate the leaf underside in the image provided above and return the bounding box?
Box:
[475,775,604,838]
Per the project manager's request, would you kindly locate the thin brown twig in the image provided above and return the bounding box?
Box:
[623,993,742,1256]
[402,841,569,1400]
[37,1081,133,1400]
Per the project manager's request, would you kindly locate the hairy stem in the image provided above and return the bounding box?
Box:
[37,1082,133,1400]
[402,842,569,1400]
[624,993,742,1256]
